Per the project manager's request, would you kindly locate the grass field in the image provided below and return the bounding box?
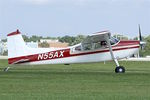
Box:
[0,60,150,100]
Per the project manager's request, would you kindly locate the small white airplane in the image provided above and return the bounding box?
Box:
[4,29,144,73]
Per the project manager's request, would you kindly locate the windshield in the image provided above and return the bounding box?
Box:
[110,37,119,45]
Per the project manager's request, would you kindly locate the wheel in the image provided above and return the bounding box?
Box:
[3,68,8,72]
[3,67,10,72]
[115,66,125,73]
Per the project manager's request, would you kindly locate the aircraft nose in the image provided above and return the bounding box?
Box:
[140,41,146,45]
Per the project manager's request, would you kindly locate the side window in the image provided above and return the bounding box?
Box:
[94,42,101,49]
[93,41,107,50]
[75,46,81,51]
[101,41,107,47]
[83,43,92,51]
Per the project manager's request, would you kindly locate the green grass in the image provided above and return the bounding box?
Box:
[0,60,150,100]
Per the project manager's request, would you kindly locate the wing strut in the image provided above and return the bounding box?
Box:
[105,35,120,66]
[105,34,125,73]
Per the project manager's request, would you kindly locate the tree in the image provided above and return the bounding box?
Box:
[113,34,128,40]
[72,35,86,45]
[38,42,49,48]
[22,35,30,42]
[30,35,42,42]
[58,35,86,46]
[22,35,43,42]
[1,39,7,42]
[44,36,57,40]
[138,35,150,57]
[143,35,150,56]
[133,36,145,41]
[59,35,75,46]
[2,50,8,56]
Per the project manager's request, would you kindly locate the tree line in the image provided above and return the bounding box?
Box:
[22,35,86,46]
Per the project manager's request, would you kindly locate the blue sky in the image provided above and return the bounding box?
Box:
[0,0,150,39]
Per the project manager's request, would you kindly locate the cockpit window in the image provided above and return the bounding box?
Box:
[72,36,119,53]
[94,42,101,49]
[82,43,92,50]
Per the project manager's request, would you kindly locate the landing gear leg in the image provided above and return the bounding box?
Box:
[3,67,10,72]
[105,34,125,73]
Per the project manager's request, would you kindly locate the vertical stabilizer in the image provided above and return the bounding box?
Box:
[7,30,28,59]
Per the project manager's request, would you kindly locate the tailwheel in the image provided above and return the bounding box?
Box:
[115,66,125,73]
[3,67,10,72]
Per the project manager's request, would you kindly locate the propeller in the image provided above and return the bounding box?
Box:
[138,24,146,50]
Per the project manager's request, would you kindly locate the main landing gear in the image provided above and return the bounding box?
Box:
[105,35,125,73]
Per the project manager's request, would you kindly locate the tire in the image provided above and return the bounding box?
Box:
[3,68,7,72]
[115,66,125,73]
[3,67,10,72]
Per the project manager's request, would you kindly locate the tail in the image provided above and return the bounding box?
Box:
[7,30,29,64]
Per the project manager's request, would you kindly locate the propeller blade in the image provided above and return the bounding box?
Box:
[139,24,142,41]
[138,24,146,50]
